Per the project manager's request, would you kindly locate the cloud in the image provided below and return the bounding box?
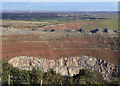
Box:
[2,0,119,2]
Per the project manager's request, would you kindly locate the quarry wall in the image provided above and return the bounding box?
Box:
[8,56,119,81]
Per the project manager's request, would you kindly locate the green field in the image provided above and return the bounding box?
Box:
[2,19,86,28]
[2,18,118,30]
[83,18,118,30]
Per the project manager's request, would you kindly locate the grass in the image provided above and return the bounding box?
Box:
[101,18,118,30]
[3,20,51,24]
[11,20,50,24]
[2,19,86,28]
[83,18,118,30]
[2,20,53,28]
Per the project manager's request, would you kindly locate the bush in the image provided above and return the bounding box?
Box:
[73,69,104,84]
[111,78,120,85]
[43,69,63,84]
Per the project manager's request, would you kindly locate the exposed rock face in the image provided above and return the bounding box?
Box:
[8,56,118,81]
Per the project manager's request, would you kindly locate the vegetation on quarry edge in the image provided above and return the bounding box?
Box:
[1,60,120,85]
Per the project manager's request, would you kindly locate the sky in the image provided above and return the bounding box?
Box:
[2,2,118,11]
[2,0,120,2]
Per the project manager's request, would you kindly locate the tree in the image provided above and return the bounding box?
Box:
[43,69,63,84]
[30,68,44,84]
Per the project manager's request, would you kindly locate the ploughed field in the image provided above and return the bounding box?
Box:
[2,32,118,65]
[43,21,93,30]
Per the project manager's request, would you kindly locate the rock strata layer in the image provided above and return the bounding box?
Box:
[8,56,118,81]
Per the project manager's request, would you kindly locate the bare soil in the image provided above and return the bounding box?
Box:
[2,34,118,65]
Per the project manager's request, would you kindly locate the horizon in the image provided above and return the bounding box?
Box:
[2,2,118,11]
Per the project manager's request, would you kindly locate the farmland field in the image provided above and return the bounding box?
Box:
[83,18,118,30]
[2,18,118,30]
